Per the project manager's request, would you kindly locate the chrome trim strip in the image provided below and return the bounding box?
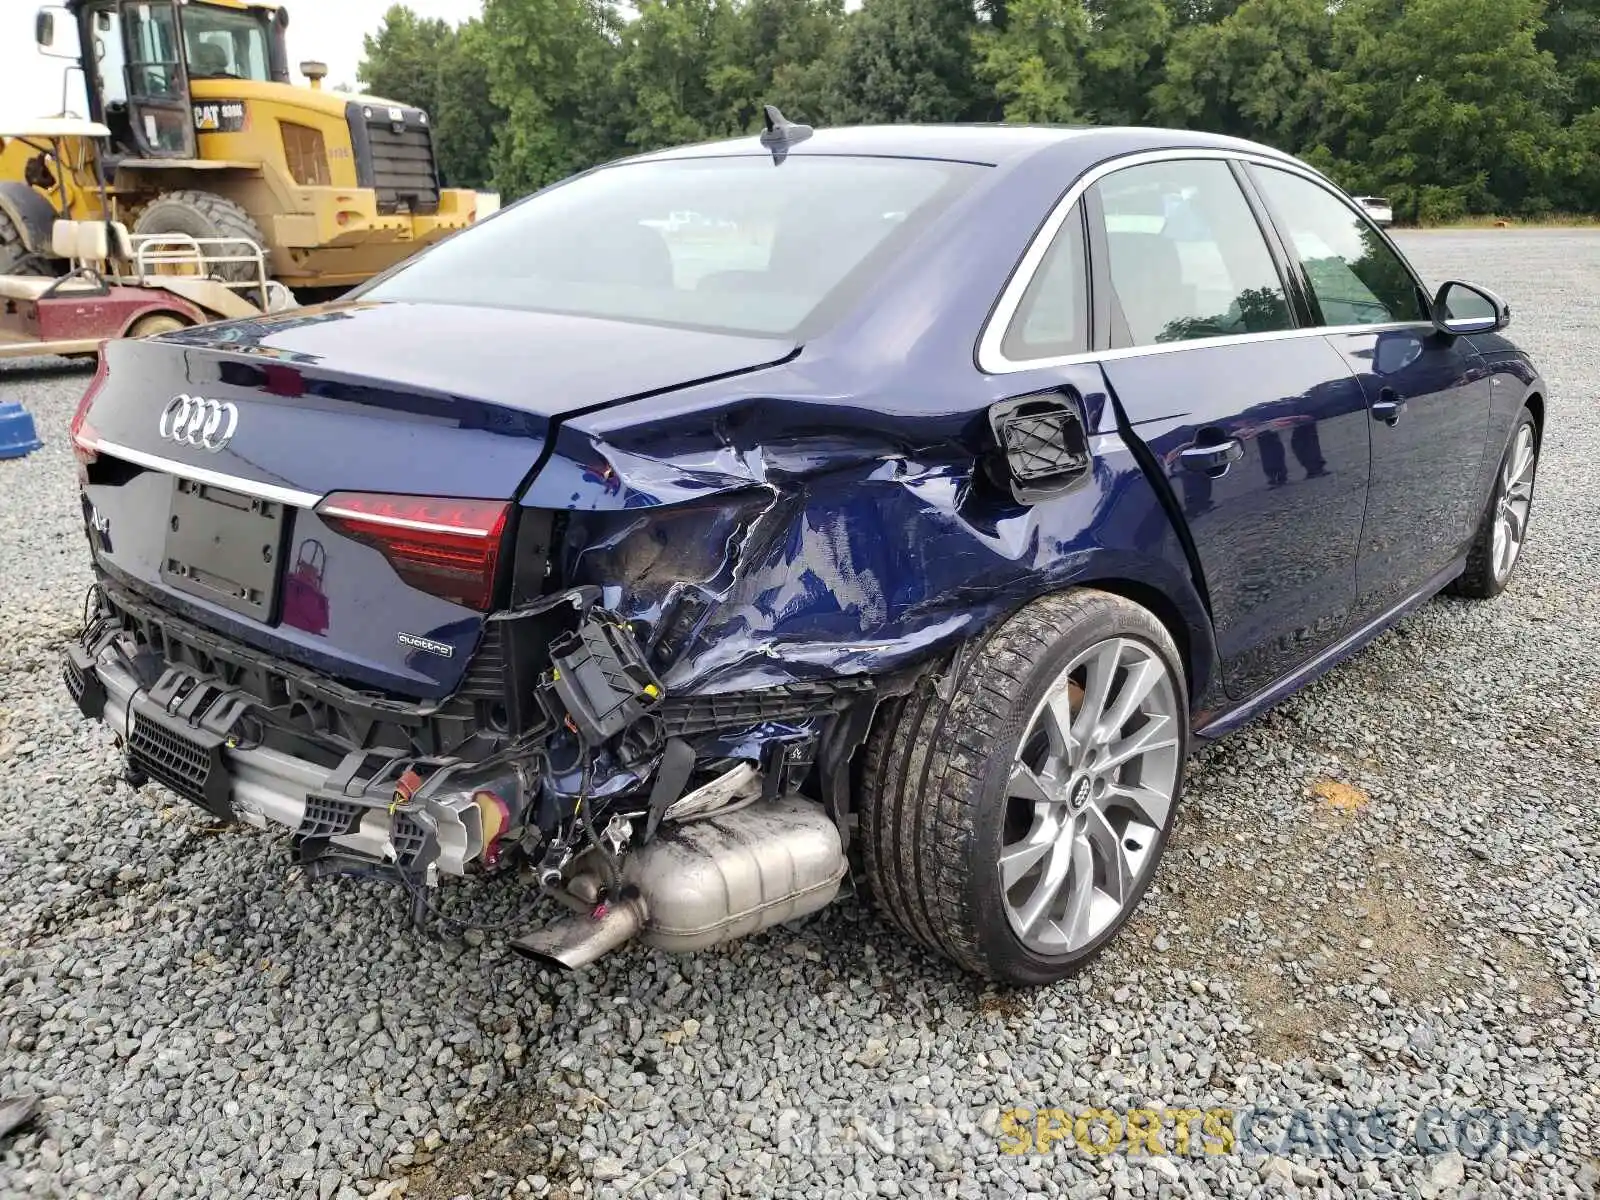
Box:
[317,505,496,537]
[89,438,323,508]
[1014,320,1439,370]
[976,148,1430,375]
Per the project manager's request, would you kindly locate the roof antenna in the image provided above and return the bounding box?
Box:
[759,104,812,162]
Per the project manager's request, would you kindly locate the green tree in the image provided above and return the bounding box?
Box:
[358,5,449,111]
[1150,0,1334,149]
[713,0,848,129]
[1314,0,1567,220]
[615,0,745,149]
[1081,0,1172,124]
[1167,0,1243,23]
[430,22,502,189]
[358,6,502,189]
[974,0,1089,124]
[480,0,627,196]
[1540,0,1600,113]
[826,0,982,124]
[355,0,1600,220]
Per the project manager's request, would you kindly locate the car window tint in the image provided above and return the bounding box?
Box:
[1093,159,1292,347]
[364,156,984,339]
[1253,167,1427,326]
[1002,202,1087,360]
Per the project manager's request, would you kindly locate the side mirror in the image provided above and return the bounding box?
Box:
[36,6,79,59]
[1432,280,1511,336]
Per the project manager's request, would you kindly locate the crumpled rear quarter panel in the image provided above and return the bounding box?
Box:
[529,370,1216,705]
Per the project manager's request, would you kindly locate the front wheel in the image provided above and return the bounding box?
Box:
[1451,408,1539,599]
[132,191,266,283]
[859,589,1189,984]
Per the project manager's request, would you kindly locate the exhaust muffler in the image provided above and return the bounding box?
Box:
[510,794,845,971]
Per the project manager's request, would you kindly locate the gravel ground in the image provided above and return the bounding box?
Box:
[1,230,1596,1200]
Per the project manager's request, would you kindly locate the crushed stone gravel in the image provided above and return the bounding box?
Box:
[0,230,1595,1199]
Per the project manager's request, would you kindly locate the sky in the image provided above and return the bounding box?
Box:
[0,1,485,125]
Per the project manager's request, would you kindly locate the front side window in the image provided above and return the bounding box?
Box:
[366,156,984,339]
[1093,159,1293,347]
[1001,202,1087,360]
[88,7,128,106]
[1252,167,1427,327]
[124,2,182,98]
[182,5,272,82]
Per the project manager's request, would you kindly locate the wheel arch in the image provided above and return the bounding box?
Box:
[1073,574,1212,704]
[873,562,1217,716]
[1523,389,1544,442]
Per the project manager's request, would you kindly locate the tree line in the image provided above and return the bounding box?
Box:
[357,0,1600,224]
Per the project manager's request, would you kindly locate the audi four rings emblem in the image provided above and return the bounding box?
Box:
[158,394,238,452]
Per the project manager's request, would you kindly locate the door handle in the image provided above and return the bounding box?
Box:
[1179,438,1245,475]
[1372,388,1406,425]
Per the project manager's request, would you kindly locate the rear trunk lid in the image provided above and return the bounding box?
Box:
[76,301,792,698]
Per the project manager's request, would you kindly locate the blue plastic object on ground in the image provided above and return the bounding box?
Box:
[0,400,42,459]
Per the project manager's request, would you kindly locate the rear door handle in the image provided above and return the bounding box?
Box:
[1372,388,1406,425]
[1179,438,1245,475]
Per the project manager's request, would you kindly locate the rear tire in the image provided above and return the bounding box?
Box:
[859,589,1189,984]
[1450,407,1538,599]
[131,190,266,283]
[0,209,51,276]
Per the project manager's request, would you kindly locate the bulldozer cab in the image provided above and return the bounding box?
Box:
[37,1,288,162]
[17,0,479,292]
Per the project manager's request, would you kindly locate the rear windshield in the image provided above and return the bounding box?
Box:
[364,155,984,338]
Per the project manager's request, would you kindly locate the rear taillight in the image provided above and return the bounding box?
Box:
[317,492,511,611]
[70,349,110,467]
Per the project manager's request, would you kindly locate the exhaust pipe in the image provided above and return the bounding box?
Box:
[510,892,647,971]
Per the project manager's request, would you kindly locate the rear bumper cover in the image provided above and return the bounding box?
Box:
[66,626,420,867]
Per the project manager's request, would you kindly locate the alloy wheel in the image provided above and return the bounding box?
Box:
[999,636,1182,954]
[1492,424,1537,582]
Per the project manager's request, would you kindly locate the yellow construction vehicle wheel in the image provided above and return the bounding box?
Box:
[132,191,267,284]
[0,209,51,277]
[128,313,190,339]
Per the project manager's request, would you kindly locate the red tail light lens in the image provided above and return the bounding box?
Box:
[317,492,511,611]
[70,349,111,467]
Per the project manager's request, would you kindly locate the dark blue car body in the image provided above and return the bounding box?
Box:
[64,124,1542,914]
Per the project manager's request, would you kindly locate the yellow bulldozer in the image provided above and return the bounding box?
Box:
[0,0,482,293]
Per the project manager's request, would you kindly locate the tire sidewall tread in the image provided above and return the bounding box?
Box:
[858,588,1190,985]
[0,209,52,276]
[1452,407,1538,600]
[132,190,267,282]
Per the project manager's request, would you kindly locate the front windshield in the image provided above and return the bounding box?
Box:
[364,155,985,339]
[183,5,271,81]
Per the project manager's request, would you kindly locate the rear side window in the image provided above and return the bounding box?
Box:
[1001,202,1088,360]
[364,156,983,339]
[1252,168,1427,326]
[1093,159,1293,347]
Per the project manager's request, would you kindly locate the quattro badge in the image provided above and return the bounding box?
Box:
[398,632,454,659]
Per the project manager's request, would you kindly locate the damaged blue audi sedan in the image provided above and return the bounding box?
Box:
[64,114,1543,984]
